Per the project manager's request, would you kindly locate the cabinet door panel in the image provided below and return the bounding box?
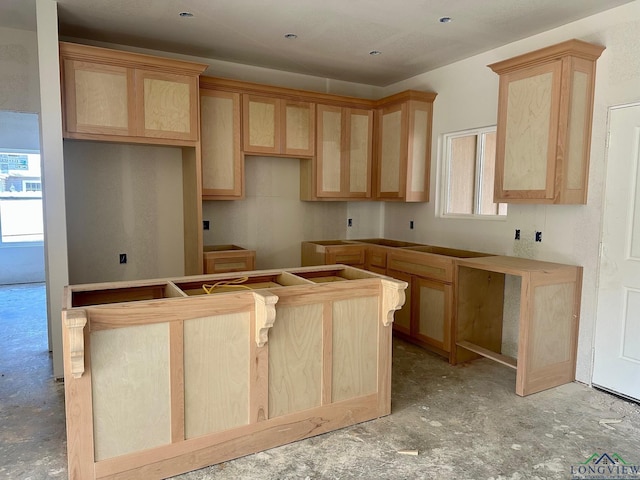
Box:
[377,105,405,198]
[243,95,280,154]
[200,90,242,198]
[64,60,134,136]
[317,105,343,196]
[347,109,373,197]
[138,70,198,141]
[414,278,451,352]
[284,101,315,156]
[502,65,559,195]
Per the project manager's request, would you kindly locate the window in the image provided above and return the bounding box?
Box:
[0,152,43,243]
[441,126,507,218]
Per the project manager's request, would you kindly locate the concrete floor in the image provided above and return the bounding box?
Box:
[1,283,639,480]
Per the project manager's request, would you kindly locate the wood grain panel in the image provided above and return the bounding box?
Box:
[332,296,378,402]
[379,109,402,193]
[71,62,131,133]
[285,102,313,154]
[268,303,323,417]
[184,313,250,438]
[529,283,575,371]
[247,98,277,149]
[91,323,171,460]
[348,110,372,194]
[503,72,553,190]
[567,70,588,190]
[143,77,191,133]
[417,281,446,344]
[319,106,342,193]
[409,106,428,193]
[449,135,476,214]
[200,91,241,193]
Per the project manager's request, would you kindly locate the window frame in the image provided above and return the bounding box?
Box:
[439,125,507,220]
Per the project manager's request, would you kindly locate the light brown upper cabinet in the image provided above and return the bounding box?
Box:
[374,91,436,202]
[242,95,315,157]
[305,105,373,200]
[60,42,207,145]
[200,88,243,199]
[489,39,605,204]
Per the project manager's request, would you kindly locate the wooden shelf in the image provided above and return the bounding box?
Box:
[456,340,517,369]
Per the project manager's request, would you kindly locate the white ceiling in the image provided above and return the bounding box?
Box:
[2,0,634,86]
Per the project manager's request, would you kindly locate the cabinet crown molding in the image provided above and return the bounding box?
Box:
[59,41,208,76]
[488,38,605,74]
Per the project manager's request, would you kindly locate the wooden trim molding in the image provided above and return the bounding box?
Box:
[380,278,408,326]
[488,38,605,75]
[63,309,88,378]
[254,291,278,347]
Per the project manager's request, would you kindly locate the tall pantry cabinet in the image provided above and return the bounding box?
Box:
[59,42,208,280]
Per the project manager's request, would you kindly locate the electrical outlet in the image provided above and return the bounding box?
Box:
[203,220,210,230]
[410,220,414,230]
[119,253,127,264]
[515,229,520,240]
[348,218,353,227]
[535,231,542,242]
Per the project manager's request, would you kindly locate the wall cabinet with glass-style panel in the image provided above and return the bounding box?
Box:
[488,39,604,204]
[441,126,507,218]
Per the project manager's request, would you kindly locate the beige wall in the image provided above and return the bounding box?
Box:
[0,26,40,112]
[64,142,185,284]
[379,2,640,383]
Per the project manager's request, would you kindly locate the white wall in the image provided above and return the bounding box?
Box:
[379,1,640,384]
[37,0,68,377]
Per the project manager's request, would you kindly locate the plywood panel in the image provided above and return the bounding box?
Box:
[74,65,129,129]
[567,70,588,190]
[285,103,311,151]
[410,107,428,193]
[449,135,476,214]
[269,303,323,417]
[184,312,250,438]
[529,283,575,371]
[418,283,445,343]
[91,322,171,460]
[201,93,238,191]
[349,111,371,194]
[320,108,342,193]
[332,296,378,402]
[503,72,553,191]
[144,77,191,133]
[380,110,402,192]
[249,100,276,148]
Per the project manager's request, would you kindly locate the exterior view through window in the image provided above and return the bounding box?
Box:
[0,152,43,243]
[441,127,507,218]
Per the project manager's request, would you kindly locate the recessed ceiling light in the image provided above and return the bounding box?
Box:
[369,50,382,56]
[439,16,452,23]
[179,12,194,18]
[284,33,298,39]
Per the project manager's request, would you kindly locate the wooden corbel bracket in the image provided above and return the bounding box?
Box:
[63,309,88,378]
[380,278,408,327]
[254,291,278,347]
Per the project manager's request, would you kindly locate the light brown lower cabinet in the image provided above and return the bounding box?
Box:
[61,265,407,480]
[203,244,256,274]
[452,256,583,396]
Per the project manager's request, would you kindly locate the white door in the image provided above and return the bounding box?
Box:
[593,104,640,401]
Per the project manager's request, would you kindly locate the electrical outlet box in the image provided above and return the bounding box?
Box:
[119,253,127,264]
[410,220,414,229]
[515,229,520,240]
[348,218,352,227]
[535,231,542,242]
[203,220,210,230]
